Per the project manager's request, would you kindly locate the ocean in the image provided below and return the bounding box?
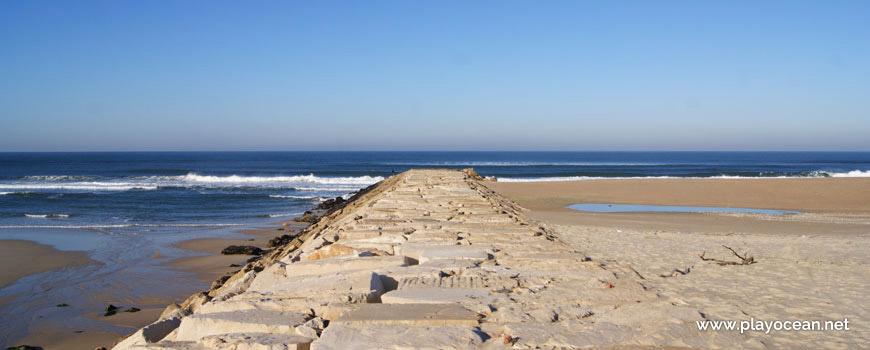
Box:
[1,151,869,345]
[1,151,869,231]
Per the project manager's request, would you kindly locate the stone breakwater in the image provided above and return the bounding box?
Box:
[113,169,743,349]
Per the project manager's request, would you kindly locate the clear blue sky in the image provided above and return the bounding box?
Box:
[1,1,868,151]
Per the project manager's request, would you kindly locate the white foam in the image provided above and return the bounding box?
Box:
[825,170,870,177]
[0,182,158,191]
[383,161,663,166]
[295,186,362,192]
[25,214,70,218]
[269,194,320,199]
[268,212,304,218]
[0,223,246,229]
[22,175,96,181]
[176,173,383,185]
[0,173,382,192]
[0,192,11,196]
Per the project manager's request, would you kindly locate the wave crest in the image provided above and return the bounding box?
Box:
[177,173,383,185]
[25,214,70,218]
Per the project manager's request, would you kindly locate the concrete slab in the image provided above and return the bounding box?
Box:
[333,303,479,326]
[175,310,309,341]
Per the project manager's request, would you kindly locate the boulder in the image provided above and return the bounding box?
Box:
[267,234,296,248]
[220,245,263,256]
[316,196,346,211]
[111,317,181,349]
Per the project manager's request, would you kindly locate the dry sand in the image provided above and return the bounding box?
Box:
[0,240,99,289]
[489,177,870,348]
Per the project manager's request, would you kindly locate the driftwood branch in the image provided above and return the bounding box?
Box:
[699,245,755,265]
[659,267,691,278]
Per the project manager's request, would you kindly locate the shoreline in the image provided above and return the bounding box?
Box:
[1,219,314,350]
[487,177,870,214]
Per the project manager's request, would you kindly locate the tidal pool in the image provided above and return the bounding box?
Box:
[567,203,799,215]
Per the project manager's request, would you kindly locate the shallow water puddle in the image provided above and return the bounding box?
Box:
[567,203,800,215]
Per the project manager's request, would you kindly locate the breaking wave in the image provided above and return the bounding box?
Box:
[269,194,327,200]
[176,173,383,185]
[0,173,383,193]
[267,212,304,218]
[0,182,158,191]
[824,170,870,177]
[25,214,70,218]
[0,223,246,229]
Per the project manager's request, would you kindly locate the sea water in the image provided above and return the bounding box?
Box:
[568,203,799,215]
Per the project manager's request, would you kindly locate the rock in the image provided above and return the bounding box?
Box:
[461,168,484,180]
[56,303,69,307]
[305,244,358,260]
[267,234,295,248]
[294,211,320,224]
[180,292,211,314]
[111,317,181,348]
[104,304,119,316]
[159,303,185,320]
[125,307,141,313]
[316,196,346,211]
[220,245,263,256]
[6,346,41,350]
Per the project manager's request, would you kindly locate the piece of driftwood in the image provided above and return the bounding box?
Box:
[699,245,755,265]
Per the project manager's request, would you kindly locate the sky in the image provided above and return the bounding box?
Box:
[0,1,868,151]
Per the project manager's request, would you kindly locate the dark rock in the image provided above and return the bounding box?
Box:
[6,346,42,350]
[56,303,69,307]
[229,263,242,267]
[294,211,320,224]
[104,304,119,316]
[316,196,346,211]
[210,275,231,290]
[267,234,296,248]
[246,256,261,263]
[220,245,263,256]
[124,307,141,313]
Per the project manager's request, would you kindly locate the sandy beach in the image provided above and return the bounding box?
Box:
[489,177,869,348]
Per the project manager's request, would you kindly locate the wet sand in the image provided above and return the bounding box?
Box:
[0,240,99,289]
[4,223,303,350]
